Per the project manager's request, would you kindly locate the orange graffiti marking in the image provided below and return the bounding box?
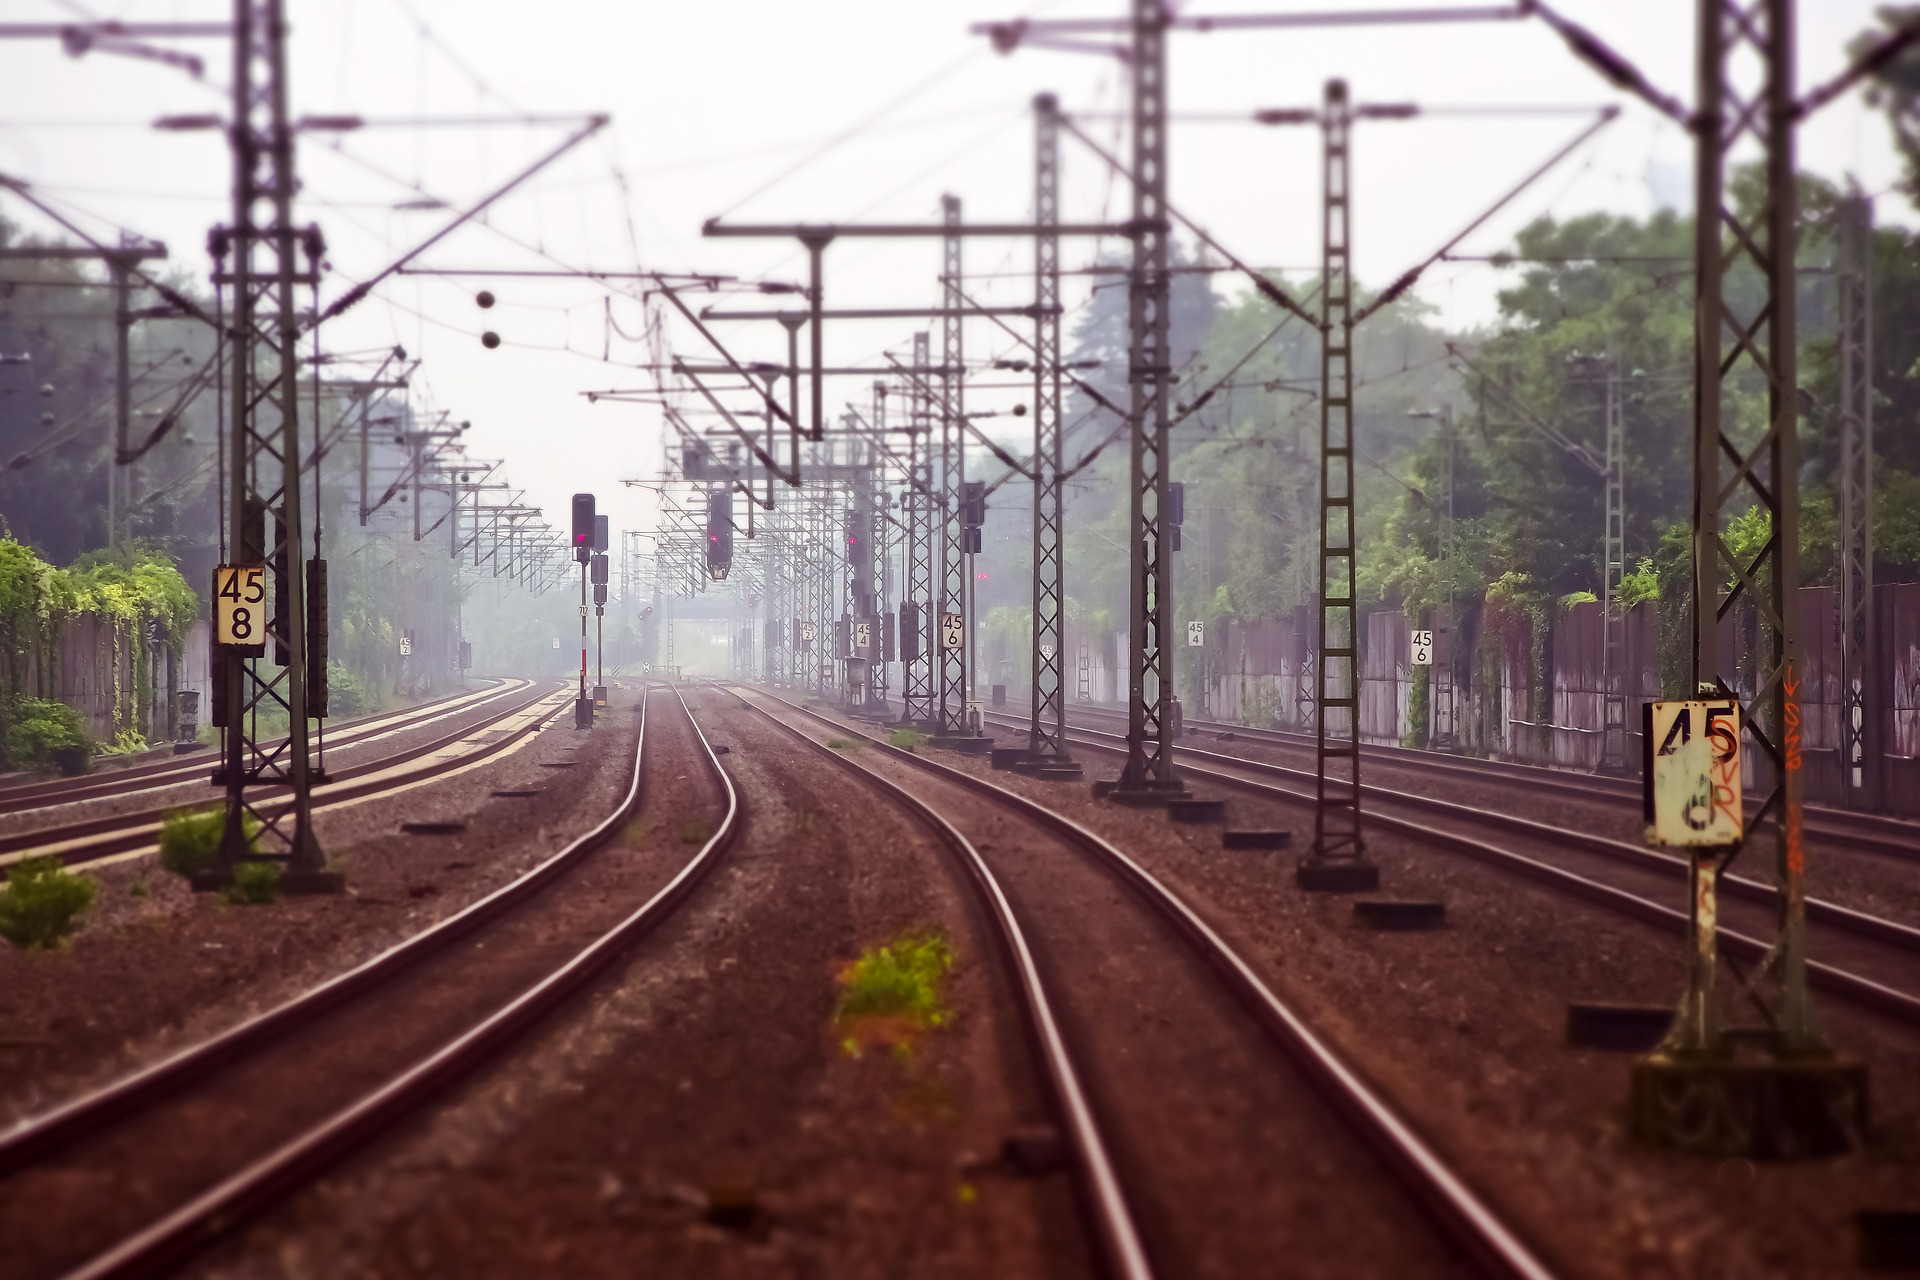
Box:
[1784,661,1806,876]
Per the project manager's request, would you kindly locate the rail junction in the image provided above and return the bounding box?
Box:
[3,1,1920,1277]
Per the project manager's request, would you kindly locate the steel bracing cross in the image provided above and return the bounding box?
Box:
[1600,360,1629,773]
[1312,78,1362,859]
[1029,93,1070,764]
[1836,192,1879,811]
[1117,0,1180,794]
[937,197,970,733]
[903,331,938,725]
[1675,0,1822,1056]
[214,0,326,879]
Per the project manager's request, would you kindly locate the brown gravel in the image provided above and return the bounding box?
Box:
[1072,708,1920,930]
[789,691,1920,1280]
[741,688,1479,1280]
[182,685,1083,1280]
[0,685,700,1280]
[0,680,603,1132]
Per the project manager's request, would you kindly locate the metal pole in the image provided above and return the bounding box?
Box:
[111,255,130,546]
[1304,78,1371,885]
[937,197,970,735]
[1114,0,1180,798]
[1601,359,1629,773]
[1029,93,1072,770]
[1837,192,1878,811]
[1661,0,1832,1073]
[904,331,937,726]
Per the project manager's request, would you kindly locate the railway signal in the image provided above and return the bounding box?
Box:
[571,492,595,563]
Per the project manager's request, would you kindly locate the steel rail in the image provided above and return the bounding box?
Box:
[1,682,564,867]
[737,683,1560,1280]
[0,684,626,1175]
[717,689,1153,1280]
[0,680,516,816]
[1023,716,1920,1029]
[47,683,740,1280]
[1009,713,1920,958]
[1064,702,1920,861]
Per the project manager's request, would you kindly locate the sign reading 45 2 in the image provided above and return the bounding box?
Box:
[213,564,267,654]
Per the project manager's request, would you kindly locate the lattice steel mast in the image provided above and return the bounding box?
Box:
[1114,0,1181,798]
[937,197,970,735]
[212,0,331,887]
[902,331,937,726]
[1600,359,1629,774]
[1303,78,1371,886]
[1028,93,1074,772]
[1836,192,1878,811]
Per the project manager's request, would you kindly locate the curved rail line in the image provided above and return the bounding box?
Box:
[1061,702,1920,862]
[996,712,1920,1029]
[2,680,566,870]
[730,683,1559,1280]
[0,679,524,817]
[3,683,740,1280]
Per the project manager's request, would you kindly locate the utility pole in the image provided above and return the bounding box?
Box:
[1111,0,1182,802]
[1836,192,1878,811]
[904,331,937,727]
[936,196,972,740]
[1302,78,1374,888]
[1026,92,1078,778]
[1633,0,1865,1158]
[209,0,333,889]
[1600,358,1629,773]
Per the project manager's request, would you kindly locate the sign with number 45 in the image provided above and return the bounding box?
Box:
[213,564,266,654]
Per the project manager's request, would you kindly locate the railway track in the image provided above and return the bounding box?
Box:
[0,682,739,1280]
[982,710,1920,1032]
[1,679,566,872]
[727,682,1557,1280]
[1058,703,1920,862]
[0,679,522,818]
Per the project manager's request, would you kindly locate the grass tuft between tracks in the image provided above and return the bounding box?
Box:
[825,736,863,750]
[679,816,714,845]
[0,856,96,950]
[888,728,929,752]
[158,804,259,880]
[835,929,955,1057]
[222,860,281,905]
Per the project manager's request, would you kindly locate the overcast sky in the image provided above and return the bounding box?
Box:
[1,1,1909,547]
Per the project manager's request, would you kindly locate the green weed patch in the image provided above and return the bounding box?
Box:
[0,856,96,950]
[222,860,281,905]
[835,929,955,1053]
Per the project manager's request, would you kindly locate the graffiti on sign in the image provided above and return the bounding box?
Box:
[1643,699,1742,846]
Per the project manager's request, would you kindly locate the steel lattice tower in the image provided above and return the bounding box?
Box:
[1029,93,1071,765]
[1600,362,1629,773]
[1310,78,1363,865]
[937,197,970,733]
[903,331,937,725]
[1674,0,1821,1058]
[1115,0,1180,796]
[1836,193,1878,811]
[213,0,329,883]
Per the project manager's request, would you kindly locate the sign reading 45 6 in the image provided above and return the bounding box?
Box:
[213,564,267,654]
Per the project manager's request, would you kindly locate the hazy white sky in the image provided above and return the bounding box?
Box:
[1,1,1909,544]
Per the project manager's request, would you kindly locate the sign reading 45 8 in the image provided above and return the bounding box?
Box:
[213,563,267,654]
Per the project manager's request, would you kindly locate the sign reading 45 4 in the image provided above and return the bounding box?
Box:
[213,564,267,654]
